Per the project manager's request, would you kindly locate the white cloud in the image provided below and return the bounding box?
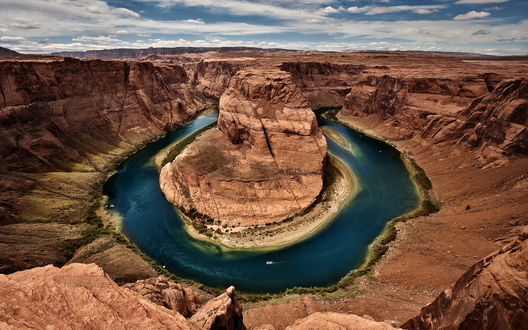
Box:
[484,6,503,10]
[72,35,122,44]
[453,11,490,20]
[346,5,444,15]
[412,8,434,15]
[318,6,341,15]
[111,8,141,18]
[365,5,444,15]
[455,0,509,4]
[0,0,525,56]
[138,0,326,20]
[0,36,26,43]
[346,7,366,14]
[184,19,205,24]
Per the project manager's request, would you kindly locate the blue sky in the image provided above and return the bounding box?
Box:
[0,0,526,54]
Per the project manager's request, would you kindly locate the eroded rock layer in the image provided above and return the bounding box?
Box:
[403,229,528,329]
[341,73,527,167]
[0,57,211,274]
[0,263,245,330]
[160,67,327,225]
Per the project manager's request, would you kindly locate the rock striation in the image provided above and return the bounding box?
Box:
[0,57,211,273]
[0,263,245,330]
[160,67,327,226]
[280,61,365,108]
[124,276,203,317]
[341,73,527,166]
[0,58,210,173]
[403,228,528,329]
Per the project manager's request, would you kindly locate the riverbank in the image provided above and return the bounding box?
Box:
[180,153,357,250]
[244,109,528,327]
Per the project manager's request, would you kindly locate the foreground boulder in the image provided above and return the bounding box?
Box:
[403,228,528,329]
[285,312,398,330]
[160,67,327,226]
[124,276,203,317]
[0,263,245,329]
[191,286,246,330]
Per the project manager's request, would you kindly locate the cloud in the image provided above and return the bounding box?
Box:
[497,37,528,42]
[484,6,503,10]
[72,35,122,44]
[183,19,205,24]
[138,0,326,21]
[0,0,526,56]
[346,5,444,15]
[453,11,490,20]
[455,0,509,4]
[318,6,341,15]
[346,7,366,14]
[111,8,141,18]
[472,29,491,35]
[0,36,26,43]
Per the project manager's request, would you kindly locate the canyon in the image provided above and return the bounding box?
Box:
[0,49,527,329]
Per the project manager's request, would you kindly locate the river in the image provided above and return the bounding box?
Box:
[103,110,420,293]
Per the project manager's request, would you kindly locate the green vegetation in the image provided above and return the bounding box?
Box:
[409,158,433,191]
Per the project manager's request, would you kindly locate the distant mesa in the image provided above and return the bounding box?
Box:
[50,46,292,59]
[0,47,20,58]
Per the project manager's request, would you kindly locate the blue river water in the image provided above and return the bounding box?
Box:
[103,111,420,293]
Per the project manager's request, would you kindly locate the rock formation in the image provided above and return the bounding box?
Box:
[191,286,246,330]
[160,67,327,226]
[190,60,246,97]
[403,228,528,329]
[0,47,20,58]
[341,72,527,167]
[0,58,209,173]
[68,236,158,283]
[124,277,204,317]
[0,263,245,330]
[459,78,527,161]
[0,57,211,273]
[280,62,365,108]
[285,312,398,330]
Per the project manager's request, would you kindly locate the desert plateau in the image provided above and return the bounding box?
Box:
[0,0,527,329]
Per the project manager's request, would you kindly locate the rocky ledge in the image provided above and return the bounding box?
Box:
[160,67,327,227]
[0,263,246,330]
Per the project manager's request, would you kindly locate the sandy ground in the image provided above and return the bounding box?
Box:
[181,154,357,250]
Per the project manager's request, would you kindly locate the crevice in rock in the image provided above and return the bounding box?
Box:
[260,119,275,158]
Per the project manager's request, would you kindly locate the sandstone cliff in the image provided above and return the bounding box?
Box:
[0,58,212,274]
[160,67,327,226]
[190,60,246,97]
[341,73,527,166]
[403,228,528,329]
[0,263,245,330]
[280,61,364,108]
[0,58,209,173]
